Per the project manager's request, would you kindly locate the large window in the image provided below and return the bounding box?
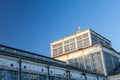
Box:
[77,33,90,49]
[104,52,119,75]
[91,52,103,74]
[52,42,63,56]
[52,33,90,56]
[64,38,76,53]
[84,55,92,71]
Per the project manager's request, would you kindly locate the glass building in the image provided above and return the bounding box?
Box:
[51,29,120,76]
[0,45,105,80]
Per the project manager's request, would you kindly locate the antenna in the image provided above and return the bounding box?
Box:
[77,16,81,32]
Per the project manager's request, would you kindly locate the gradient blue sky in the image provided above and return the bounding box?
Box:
[0,0,120,57]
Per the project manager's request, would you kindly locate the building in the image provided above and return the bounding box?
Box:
[51,28,120,77]
[0,44,105,80]
[0,27,120,80]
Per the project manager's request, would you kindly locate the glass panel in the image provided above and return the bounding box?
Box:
[58,47,63,54]
[83,38,90,47]
[56,77,61,80]
[92,52,103,74]
[39,75,47,80]
[83,33,88,39]
[78,57,85,69]
[53,44,57,49]
[0,69,6,80]
[58,42,62,46]
[77,40,83,49]
[7,70,18,80]
[30,74,39,80]
[77,35,82,40]
[64,45,69,52]
[50,76,55,80]
[70,38,75,43]
[21,72,30,80]
[70,43,76,51]
[84,55,91,71]
[64,40,69,44]
[53,49,57,56]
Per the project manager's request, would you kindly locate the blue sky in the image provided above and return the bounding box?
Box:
[0,0,120,56]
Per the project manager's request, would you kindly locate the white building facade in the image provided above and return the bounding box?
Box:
[0,28,120,80]
[51,28,120,79]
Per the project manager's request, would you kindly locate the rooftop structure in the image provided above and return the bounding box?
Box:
[51,29,111,58]
[51,28,120,76]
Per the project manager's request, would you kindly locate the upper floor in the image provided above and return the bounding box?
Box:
[51,29,111,57]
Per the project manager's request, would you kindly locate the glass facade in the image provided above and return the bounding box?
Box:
[52,33,90,57]
[68,52,104,75]
[91,33,111,48]
[104,52,120,75]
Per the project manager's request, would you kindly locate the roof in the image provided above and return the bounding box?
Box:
[0,44,67,67]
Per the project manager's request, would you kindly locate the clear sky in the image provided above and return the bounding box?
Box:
[0,0,120,57]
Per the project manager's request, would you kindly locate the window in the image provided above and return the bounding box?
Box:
[77,33,90,49]
[83,33,88,38]
[77,40,83,49]
[83,38,90,47]
[64,45,69,52]
[50,76,55,80]
[77,35,82,40]
[39,75,47,80]
[52,42,63,56]
[0,70,6,80]
[7,70,18,80]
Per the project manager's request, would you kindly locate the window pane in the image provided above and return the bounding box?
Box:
[77,40,83,49]
[53,49,57,56]
[53,44,57,49]
[83,33,88,39]
[21,72,30,80]
[39,75,47,80]
[77,35,82,40]
[50,76,55,80]
[64,45,69,52]
[30,74,39,80]
[58,42,62,46]
[0,70,6,80]
[7,70,18,80]
[70,38,75,43]
[64,40,69,44]
[83,38,90,47]
[70,43,76,51]
[58,47,63,54]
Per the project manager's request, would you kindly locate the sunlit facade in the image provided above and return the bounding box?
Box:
[51,29,120,76]
[0,28,120,80]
